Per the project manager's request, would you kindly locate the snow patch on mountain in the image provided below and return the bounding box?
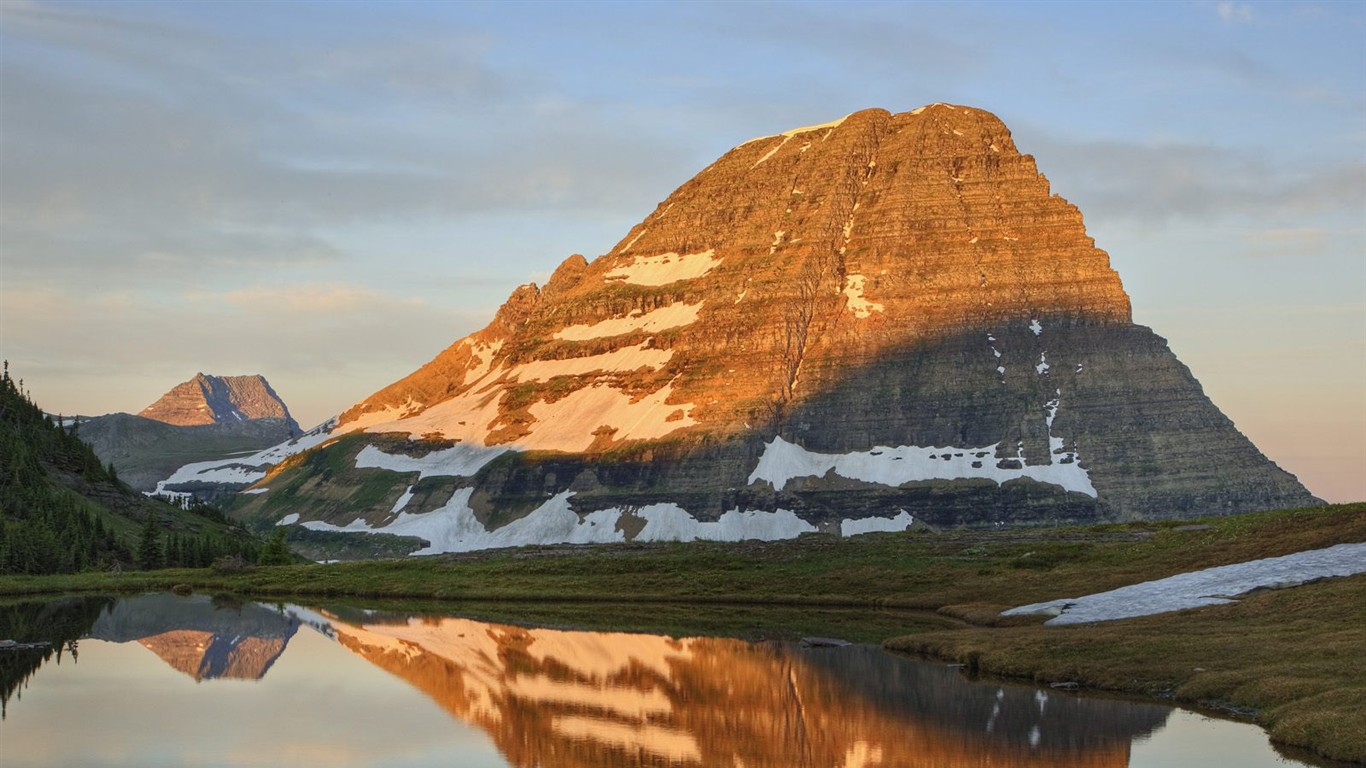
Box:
[748,436,1096,497]
[298,490,820,555]
[508,342,673,382]
[840,511,915,536]
[152,421,339,494]
[604,249,721,286]
[842,274,884,319]
[524,382,695,452]
[354,443,509,480]
[555,302,704,341]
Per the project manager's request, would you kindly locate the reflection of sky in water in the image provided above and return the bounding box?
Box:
[1,630,506,768]
[1131,710,1308,768]
[0,599,1318,768]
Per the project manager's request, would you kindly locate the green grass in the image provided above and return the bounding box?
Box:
[2,502,1363,762]
[887,573,1366,765]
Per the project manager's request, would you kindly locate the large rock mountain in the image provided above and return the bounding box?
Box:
[80,373,302,492]
[140,373,299,430]
[222,104,1316,557]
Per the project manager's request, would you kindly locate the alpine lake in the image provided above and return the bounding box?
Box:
[0,593,1335,768]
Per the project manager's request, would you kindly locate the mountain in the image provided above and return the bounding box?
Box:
[139,373,300,430]
[216,104,1315,557]
[78,373,302,493]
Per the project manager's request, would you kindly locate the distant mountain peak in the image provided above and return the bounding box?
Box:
[140,374,300,433]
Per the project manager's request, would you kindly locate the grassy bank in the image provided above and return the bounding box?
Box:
[2,502,1363,762]
[888,572,1366,765]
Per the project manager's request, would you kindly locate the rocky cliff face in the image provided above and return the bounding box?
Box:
[140,373,300,432]
[220,104,1316,555]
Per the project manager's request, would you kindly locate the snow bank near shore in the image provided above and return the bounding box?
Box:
[1003,542,1366,625]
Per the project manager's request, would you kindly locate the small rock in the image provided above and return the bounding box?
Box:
[1049,681,1081,690]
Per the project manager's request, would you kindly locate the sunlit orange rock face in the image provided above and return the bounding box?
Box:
[322,613,1166,768]
[140,373,299,431]
[338,105,1128,446]
[233,104,1316,546]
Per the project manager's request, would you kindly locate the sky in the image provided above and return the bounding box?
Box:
[1,0,1362,503]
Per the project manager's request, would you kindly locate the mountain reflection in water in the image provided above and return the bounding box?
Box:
[90,593,300,682]
[291,606,1169,768]
[2,595,1180,767]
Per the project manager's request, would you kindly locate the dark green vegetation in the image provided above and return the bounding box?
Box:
[0,367,265,574]
[2,502,1362,762]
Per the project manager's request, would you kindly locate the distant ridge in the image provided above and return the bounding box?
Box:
[79,373,302,493]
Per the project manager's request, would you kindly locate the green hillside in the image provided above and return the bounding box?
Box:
[0,364,264,573]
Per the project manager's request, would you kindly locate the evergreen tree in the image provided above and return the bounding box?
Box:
[137,511,164,570]
[258,528,291,566]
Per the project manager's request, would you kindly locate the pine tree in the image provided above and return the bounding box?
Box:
[258,528,291,566]
[137,511,164,570]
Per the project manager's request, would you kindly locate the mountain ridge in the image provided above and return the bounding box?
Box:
[75,372,303,493]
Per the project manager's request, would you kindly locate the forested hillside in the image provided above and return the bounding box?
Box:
[0,364,262,574]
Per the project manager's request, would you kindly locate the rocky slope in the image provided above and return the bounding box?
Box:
[218,104,1315,556]
[140,373,299,430]
[79,373,302,493]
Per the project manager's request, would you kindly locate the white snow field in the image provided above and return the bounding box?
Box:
[748,435,1096,497]
[1003,541,1366,625]
[298,491,821,555]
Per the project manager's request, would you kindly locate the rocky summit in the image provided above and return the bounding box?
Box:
[81,373,302,492]
[218,104,1316,557]
[140,373,300,431]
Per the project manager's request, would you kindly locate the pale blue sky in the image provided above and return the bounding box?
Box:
[1,0,1362,501]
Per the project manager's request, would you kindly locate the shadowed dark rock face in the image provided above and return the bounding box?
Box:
[220,104,1315,553]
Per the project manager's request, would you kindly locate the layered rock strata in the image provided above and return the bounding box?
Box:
[219,104,1316,555]
[141,373,299,431]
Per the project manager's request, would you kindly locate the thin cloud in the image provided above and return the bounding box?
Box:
[1025,134,1366,223]
[1217,1,1255,24]
[1241,227,1327,256]
[4,282,486,426]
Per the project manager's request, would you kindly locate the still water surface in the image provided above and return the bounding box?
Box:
[0,594,1318,767]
